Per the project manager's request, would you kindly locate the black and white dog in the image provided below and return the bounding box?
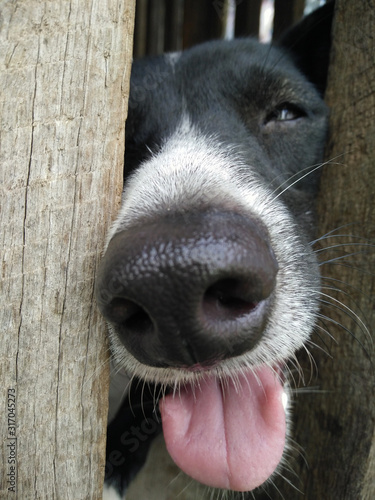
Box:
[97,3,335,499]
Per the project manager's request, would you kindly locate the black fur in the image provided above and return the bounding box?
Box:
[99,4,335,498]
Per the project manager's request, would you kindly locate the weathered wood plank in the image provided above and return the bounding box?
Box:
[0,1,135,497]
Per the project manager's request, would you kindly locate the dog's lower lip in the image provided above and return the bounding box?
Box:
[185,362,220,372]
[179,360,287,384]
[274,363,288,390]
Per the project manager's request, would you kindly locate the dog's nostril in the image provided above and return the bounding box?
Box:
[106,298,154,335]
[203,279,259,321]
[125,309,154,335]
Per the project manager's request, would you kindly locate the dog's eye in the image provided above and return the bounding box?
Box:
[265,104,305,124]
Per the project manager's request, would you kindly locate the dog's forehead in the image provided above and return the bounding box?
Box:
[131,39,301,97]
[128,38,323,129]
[177,39,292,75]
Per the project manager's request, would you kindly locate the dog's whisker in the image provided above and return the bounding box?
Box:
[316,311,370,358]
[315,241,375,255]
[125,376,137,418]
[81,349,111,390]
[320,283,372,329]
[268,161,324,196]
[270,155,345,202]
[318,250,373,266]
[310,220,373,246]
[301,343,321,383]
[313,233,374,247]
[286,355,304,389]
[320,275,371,302]
[317,290,372,345]
[292,386,327,395]
[263,475,288,500]
[307,326,336,356]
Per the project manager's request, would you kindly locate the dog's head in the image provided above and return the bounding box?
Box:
[97,3,334,495]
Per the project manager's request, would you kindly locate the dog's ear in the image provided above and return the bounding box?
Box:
[277,1,335,95]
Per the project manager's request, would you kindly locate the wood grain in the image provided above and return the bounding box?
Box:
[0,1,135,497]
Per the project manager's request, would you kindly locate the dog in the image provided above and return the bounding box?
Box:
[96,3,335,499]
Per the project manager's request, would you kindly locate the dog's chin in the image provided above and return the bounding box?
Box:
[110,332,290,493]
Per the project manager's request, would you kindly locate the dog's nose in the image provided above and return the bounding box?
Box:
[96,211,278,367]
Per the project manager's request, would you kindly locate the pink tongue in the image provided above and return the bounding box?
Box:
[159,366,286,491]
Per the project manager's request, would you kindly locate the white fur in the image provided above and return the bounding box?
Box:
[165,51,181,66]
[102,482,124,500]
[106,117,320,388]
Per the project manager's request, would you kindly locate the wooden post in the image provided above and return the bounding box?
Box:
[280,1,375,498]
[0,0,135,497]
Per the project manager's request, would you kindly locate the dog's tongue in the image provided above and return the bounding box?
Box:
[160,366,286,491]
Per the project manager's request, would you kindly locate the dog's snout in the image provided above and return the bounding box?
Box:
[96,211,278,368]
